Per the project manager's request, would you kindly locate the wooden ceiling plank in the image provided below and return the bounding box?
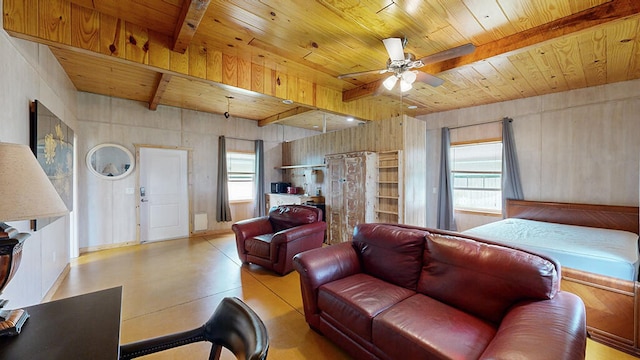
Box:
[528,44,571,93]
[605,16,639,83]
[342,0,640,101]
[172,0,210,54]
[67,0,180,35]
[550,36,588,90]
[508,51,554,95]
[149,73,173,110]
[205,0,384,77]
[258,107,313,127]
[575,29,608,87]
[485,56,539,98]
[39,0,71,45]
[470,60,524,101]
[463,0,519,39]
[70,3,100,52]
[626,23,640,80]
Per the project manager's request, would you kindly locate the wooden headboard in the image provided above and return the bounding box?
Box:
[505,199,639,235]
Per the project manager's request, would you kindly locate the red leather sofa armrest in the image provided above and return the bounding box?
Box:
[293,242,361,328]
[479,291,586,360]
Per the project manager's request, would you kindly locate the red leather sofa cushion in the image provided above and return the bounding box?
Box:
[352,223,428,290]
[418,233,559,324]
[244,234,273,259]
[318,273,415,343]
[373,294,497,359]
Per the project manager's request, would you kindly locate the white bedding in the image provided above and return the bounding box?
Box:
[462,218,640,281]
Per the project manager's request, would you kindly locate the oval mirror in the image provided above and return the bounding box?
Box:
[86,143,135,180]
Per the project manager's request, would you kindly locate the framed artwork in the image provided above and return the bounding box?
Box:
[29,100,74,230]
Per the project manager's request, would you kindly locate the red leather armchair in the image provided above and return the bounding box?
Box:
[232,205,326,275]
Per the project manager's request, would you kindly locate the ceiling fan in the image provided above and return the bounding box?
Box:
[338,38,476,92]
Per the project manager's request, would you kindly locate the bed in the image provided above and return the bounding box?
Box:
[462,199,640,355]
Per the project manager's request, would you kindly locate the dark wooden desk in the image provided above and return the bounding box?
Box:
[0,287,122,359]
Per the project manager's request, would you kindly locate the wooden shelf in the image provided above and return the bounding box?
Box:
[277,164,326,169]
[376,195,399,199]
[375,150,403,224]
[376,210,399,215]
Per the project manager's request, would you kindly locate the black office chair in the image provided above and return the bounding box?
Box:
[119,297,269,360]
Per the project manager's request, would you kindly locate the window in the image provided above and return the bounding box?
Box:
[227,152,255,202]
[450,142,502,213]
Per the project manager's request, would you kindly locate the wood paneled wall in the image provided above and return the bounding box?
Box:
[421,78,640,228]
[1,24,78,308]
[284,117,403,165]
[283,115,428,227]
[402,117,428,226]
[76,92,317,250]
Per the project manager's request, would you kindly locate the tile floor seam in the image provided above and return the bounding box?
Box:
[205,237,307,317]
[120,285,245,322]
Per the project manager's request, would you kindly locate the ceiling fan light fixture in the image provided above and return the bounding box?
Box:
[400,79,413,92]
[402,70,417,84]
[383,75,398,90]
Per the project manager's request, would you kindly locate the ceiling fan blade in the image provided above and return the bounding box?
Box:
[415,71,445,87]
[416,43,476,66]
[337,68,388,79]
[382,38,405,61]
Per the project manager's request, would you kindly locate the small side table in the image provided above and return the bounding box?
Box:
[0,286,122,359]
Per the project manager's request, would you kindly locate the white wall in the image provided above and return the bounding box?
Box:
[421,80,640,229]
[0,0,78,307]
[76,93,318,250]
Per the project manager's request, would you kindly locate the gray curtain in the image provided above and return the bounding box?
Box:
[216,136,232,222]
[437,127,457,231]
[254,140,265,217]
[502,117,524,213]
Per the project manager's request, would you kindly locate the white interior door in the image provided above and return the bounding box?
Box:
[139,147,189,242]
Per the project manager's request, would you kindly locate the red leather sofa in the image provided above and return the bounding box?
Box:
[293,223,586,360]
[232,205,326,275]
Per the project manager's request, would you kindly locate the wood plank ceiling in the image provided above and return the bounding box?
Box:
[3,0,640,132]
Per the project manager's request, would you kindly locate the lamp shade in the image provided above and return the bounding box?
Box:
[400,80,413,92]
[0,143,68,222]
[383,75,399,90]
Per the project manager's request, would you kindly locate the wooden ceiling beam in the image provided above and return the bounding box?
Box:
[172,0,211,54]
[149,73,173,110]
[258,107,313,127]
[343,0,640,102]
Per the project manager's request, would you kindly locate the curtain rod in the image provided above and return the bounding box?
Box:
[447,117,511,131]
[224,136,256,143]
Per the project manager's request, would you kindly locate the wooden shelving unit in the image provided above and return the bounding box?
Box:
[375,150,402,224]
